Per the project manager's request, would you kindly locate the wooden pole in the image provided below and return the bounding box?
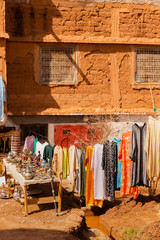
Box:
[24,185,28,216]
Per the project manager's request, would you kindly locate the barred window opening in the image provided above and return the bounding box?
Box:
[39,46,76,84]
[135,48,160,83]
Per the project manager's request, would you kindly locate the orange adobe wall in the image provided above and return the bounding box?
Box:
[5,1,160,116]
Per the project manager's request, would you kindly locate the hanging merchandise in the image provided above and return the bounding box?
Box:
[68,145,79,190]
[130,123,150,187]
[118,131,138,200]
[113,138,121,189]
[91,144,105,202]
[80,147,86,197]
[23,135,35,152]
[35,141,48,159]
[145,116,160,182]
[75,147,81,194]
[102,140,116,202]
[52,145,63,178]
[32,137,38,153]
[0,76,6,123]
[84,146,103,208]
[62,147,69,179]
[43,144,55,167]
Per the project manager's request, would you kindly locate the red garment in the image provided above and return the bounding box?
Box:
[118,131,138,200]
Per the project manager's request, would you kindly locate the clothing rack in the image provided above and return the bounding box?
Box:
[28,130,48,139]
[60,137,70,148]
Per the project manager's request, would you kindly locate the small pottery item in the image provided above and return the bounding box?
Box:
[13,186,19,201]
[24,166,34,180]
[41,160,46,170]
[20,189,24,198]
[0,186,6,198]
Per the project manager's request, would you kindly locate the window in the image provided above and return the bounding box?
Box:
[135,48,160,83]
[63,129,71,135]
[87,129,95,135]
[39,46,76,84]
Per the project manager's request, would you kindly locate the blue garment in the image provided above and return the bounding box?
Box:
[113,138,121,189]
[0,76,6,122]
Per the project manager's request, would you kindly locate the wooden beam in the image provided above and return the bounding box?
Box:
[27,196,58,205]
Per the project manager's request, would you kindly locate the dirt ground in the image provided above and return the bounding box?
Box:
[100,183,160,240]
[0,196,84,240]
[0,180,86,240]
[1,180,160,240]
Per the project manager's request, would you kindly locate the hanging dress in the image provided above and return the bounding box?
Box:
[113,138,121,189]
[102,140,116,201]
[62,147,69,179]
[91,144,105,202]
[80,147,86,197]
[84,146,103,208]
[118,131,138,200]
[129,123,150,187]
[145,116,160,181]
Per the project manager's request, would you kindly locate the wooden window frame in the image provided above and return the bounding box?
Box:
[34,44,77,86]
[132,46,160,89]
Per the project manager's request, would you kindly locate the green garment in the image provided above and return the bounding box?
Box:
[43,144,55,166]
[80,147,86,197]
[63,147,69,179]
[32,138,38,153]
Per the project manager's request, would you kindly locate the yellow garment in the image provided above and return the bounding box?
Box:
[145,116,160,181]
[84,146,103,208]
[62,147,69,179]
[52,146,63,178]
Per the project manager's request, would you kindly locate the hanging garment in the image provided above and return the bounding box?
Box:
[84,146,103,208]
[75,147,81,194]
[130,123,150,187]
[62,147,69,179]
[80,147,86,197]
[0,76,6,123]
[52,146,63,177]
[35,141,48,159]
[102,140,116,201]
[43,144,55,166]
[23,135,35,152]
[91,144,105,201]
[118,131,138,200]
[145,116,160,181]
[68,145,79,189]
[113,138,121,189]
[32,137,38,153]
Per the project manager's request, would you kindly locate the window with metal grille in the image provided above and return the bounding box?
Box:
[135,48,160,83]
[39,46,76,84]
[63,129,71,135]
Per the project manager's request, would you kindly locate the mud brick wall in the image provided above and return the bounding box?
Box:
[5,0,160,116]
[0,0,5,33]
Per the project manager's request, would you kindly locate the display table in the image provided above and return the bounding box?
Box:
[3,158,62,216]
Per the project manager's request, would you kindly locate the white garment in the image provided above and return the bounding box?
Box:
[35,141,48,159]
[91,144,105,200]
[52,146,63,177]
[68,145,79,189]
[75,148,81,194]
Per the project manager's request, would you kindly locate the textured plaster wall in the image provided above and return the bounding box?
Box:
[6,1,160,41]
[0,0,5,33]
[6,0,160,115]
[7,42,112,115]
